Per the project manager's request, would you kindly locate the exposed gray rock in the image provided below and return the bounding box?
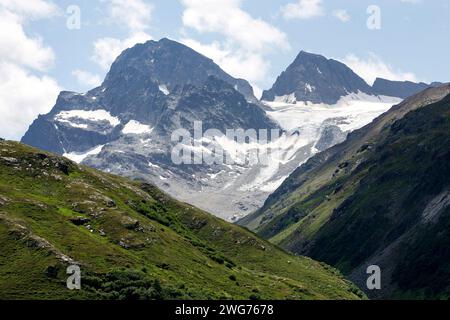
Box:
[262,51,374,104]
[422,190,450,223]
[69,217,91,226]
[315,124,347,152]
[372,78,443,99]
[21,38,260,154]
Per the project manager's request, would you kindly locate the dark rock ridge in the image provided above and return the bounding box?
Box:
[261,51,374,104]
[372,78,443,99]
[155,76,277,134]
[104,38,257,103]
[261,51,444,103]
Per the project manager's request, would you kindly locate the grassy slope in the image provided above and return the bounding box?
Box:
[0,140,363,300]
[303,96,450,298]
[241,89,450,299]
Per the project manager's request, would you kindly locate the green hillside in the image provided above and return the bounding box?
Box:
[240,85,450,299]
[0,140,363,300]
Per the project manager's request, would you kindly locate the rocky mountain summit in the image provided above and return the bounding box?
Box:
[22,38,261,154]
[261,51,374,104]
[261,51,440,104]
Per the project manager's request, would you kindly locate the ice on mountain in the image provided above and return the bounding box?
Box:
[122,120,154,135]
[265,92,401,133]
[305,83,315,93]
[148,161,160,168]
[159,84,170,95]
[63,144,105,163]
[54,110,120,128]
[273,92,297,104]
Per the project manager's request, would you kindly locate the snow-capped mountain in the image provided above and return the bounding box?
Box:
[261,51,374,104]
[22,38,261,154]
[22,39,404,221]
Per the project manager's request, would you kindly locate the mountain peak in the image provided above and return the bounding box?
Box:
[103,38,256,102]
[296,50,327,60]
[262,50,373,104]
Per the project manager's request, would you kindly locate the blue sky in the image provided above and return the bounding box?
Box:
[1,0,449,140]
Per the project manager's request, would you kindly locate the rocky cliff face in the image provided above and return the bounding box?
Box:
[261,51,441,104]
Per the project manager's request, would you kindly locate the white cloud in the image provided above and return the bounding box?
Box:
[0,0,61,140]
[400,0,420,4]
[0,1,59,71]
[181,38,269,86]
[182,0,288,52]
[281,0,324,20]
[91,0,154,70]
[101,0,153,32]
[72,69,102,88]
[92,32,152,70]
[180,0,289,87]
[0,4,57,71]
[343,53,418,85]
[333,9,350,23]
[0,62,61,140]
[0,0,60,20]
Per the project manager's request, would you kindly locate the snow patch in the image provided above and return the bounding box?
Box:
[122,120,154,135]
[159,84,170,95]
[148,161,160,169]
[207,170,225,180]
[265,92,401,133]
[274,92,297,104]
[55,110,120,128]
[63,144,105,163]
[305,83,315,93]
